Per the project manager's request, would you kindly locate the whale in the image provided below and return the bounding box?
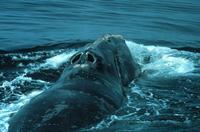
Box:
[8,34,140,132]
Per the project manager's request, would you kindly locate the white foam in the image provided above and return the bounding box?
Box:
[0,90,43,132]
[1,75,32,93]
[41,50,76,69]
[131,85,145,97]
[0,73,49,132]
[0,50,77,131]
[125,40,195,76]
[12,54,42,61]
[0,50,77,132]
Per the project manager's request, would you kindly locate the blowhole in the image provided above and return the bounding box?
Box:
[71,53,82,64]
[87,53,95,63]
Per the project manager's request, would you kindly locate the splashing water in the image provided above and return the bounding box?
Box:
[0,48,76,132]
[84,41,200,131]
[0,41,200,131]
[0,90,43,132]
[41,50,77,69]
[126,40,195,77]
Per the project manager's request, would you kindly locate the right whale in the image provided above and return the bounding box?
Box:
[8,34,140,132]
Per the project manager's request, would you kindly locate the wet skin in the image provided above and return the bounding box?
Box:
[8,35,140,132]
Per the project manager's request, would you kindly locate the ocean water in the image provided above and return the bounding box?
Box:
[0,1,200,132]
[0,0,200,50]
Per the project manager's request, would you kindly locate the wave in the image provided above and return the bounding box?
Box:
[0,40,92,53]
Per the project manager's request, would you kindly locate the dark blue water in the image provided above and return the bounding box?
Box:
[0,1,200,132]
[0,0,200,50]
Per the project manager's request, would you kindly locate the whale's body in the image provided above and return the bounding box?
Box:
[8,35,140,132]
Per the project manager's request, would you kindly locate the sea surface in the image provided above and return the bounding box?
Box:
[0,0,200,132]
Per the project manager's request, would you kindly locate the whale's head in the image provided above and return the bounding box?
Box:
[68,50,105,79]
[58,35,125,84]
[61,49,119,84]
[59,34,139,87]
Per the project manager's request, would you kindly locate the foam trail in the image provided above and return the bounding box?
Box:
[125,40,195,76]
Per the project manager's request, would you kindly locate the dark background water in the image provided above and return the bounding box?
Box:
[0,0,200,50]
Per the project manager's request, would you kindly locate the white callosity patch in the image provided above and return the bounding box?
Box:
[73,64,90,69]
[125,40,195,76]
